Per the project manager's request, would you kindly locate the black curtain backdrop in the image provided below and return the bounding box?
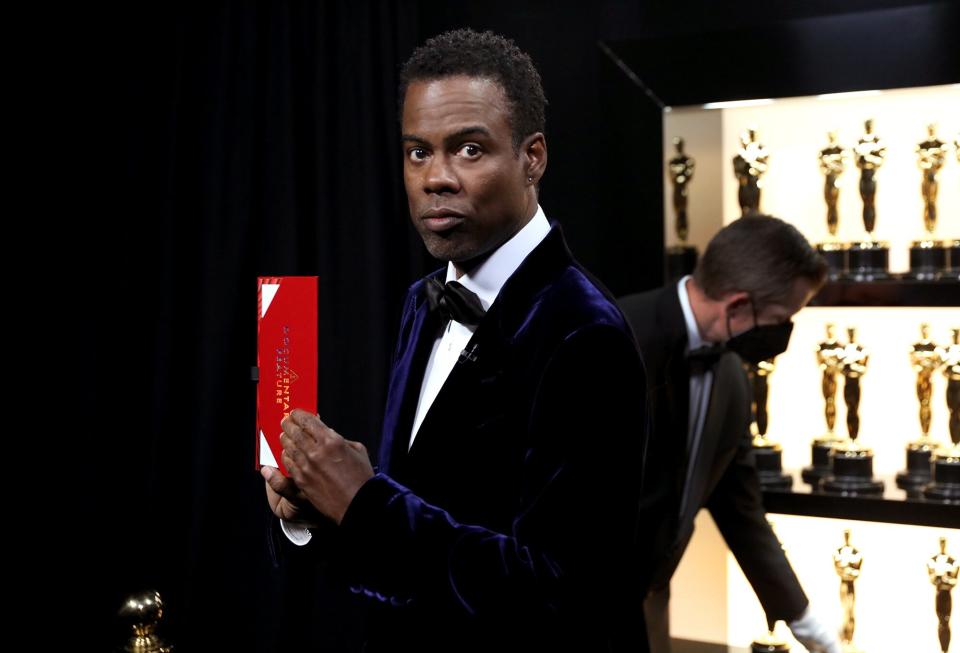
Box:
[77,3,423,651]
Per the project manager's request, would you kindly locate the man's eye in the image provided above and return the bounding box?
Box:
[408,148,428,162]
[459,144,481,157]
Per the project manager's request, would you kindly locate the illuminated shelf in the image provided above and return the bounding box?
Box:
[762,472,960,528]
[673,639,748,653]
[809,278,960,307]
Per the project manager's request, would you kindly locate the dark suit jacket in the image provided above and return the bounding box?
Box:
[619,285,808,624]
[330,225,650,652]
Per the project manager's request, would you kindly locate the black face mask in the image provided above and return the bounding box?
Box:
[725,297,794,364]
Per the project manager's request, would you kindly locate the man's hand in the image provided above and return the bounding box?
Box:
[261,465,323,524]
[788,604,841,653]
[279,408,375,524]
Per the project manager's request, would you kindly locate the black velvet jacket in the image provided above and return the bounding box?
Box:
[333,224,651,652]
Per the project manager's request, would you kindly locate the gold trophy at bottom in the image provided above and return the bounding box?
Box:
[834,529,864,653]
[118,590,173,653]
[928,537,959,653]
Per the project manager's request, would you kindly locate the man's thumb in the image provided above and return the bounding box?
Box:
[262,466,292,496]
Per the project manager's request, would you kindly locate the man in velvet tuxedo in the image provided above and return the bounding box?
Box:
[261,29,650,652]
[619,216,840,653]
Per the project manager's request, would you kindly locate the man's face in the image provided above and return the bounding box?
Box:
[401,76,539,267]
[724,276,819,338]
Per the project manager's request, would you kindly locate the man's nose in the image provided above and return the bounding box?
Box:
[423,155,460,194]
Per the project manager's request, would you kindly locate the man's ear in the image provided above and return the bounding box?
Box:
[522,132,547,185]
[723,291,751,315]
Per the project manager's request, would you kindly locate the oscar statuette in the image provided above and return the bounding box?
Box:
[909,124,949,280]
[834,529,864,653]
[804,324,847,486]
[746,358,792,490]
[924,328,960,502]
[733,127,769,217]
[896,324,945,493]
[118,590,173,653]
[666,137,698,281]
[816,132,850,280]
[821,328,884,495]
[848,120,888,281]
[928,537,959,653]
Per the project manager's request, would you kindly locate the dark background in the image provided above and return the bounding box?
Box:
[54,1,957,650]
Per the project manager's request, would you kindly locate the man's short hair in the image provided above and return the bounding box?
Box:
[399,28,547,152]
[693,215,827,308]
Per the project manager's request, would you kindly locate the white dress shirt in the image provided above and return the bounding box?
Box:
[409,204,551,449]
[281,205,551,545]
[676,274,715,521]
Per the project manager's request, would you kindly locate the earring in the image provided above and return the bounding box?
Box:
[527,176,533,182]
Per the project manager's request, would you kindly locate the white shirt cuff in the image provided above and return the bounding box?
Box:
[279,519,313,546]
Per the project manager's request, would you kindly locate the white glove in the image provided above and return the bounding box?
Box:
[788,604,842,653]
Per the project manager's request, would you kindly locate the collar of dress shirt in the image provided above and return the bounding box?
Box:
[677,274,710,351]
[443,204,551,311]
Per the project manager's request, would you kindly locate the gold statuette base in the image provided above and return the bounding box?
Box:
[896,437,937,493]
[908,239,949,280]
[821,446,885,496]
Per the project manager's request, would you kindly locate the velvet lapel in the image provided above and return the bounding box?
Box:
[406,223,574,459]
[680,351,739,525]
[378,270,444,479]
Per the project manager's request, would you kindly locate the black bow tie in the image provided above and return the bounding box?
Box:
[424,277,486,326]
[686,343,725,370]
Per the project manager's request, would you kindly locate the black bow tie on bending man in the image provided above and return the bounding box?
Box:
[425,277,486,326]
[686,343,726,371]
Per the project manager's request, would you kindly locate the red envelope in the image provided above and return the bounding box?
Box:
[256,276,318,476]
